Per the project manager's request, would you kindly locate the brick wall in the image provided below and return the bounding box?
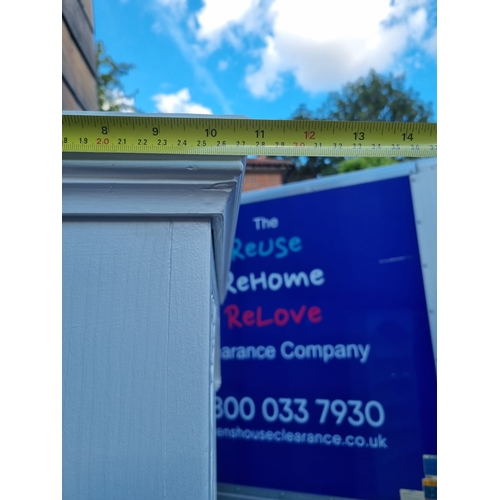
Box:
[62,0,98,110]
[242,172,284,192]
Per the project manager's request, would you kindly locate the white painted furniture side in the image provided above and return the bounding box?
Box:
[62,154,244,500]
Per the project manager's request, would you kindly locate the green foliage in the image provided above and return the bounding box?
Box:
[287,70,433,182]
[310,69,433,122]
[336,156,397,174]
[96,41,137,112]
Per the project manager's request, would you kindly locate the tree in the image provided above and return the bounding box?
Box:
[308,69,433,122]
[96,41,137,112]
[286,70,434,182]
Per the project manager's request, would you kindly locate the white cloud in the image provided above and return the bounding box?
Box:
[189,0,436,99]
[407,8,428,41]
[152,88,213,114]
[195,0,254,39]
[101,89,135,112]
[245,0,435,98]
[388,0,428,18]
[193,0,271,50]
[244,35,284,99]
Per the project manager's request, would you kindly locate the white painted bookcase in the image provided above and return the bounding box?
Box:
[62,146,245,499]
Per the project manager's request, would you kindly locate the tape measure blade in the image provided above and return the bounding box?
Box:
[62,114,437,157]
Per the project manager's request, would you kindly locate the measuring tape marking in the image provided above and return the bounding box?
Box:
[62,115,437,157]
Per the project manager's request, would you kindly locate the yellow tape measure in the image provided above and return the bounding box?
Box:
[62,113,437,157]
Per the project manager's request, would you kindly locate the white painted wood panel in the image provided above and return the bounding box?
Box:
[63,219,215,499]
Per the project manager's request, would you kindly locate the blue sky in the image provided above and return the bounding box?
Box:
[94,0,437,120]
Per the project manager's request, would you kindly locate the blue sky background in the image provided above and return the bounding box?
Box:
[93,0,437,120]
